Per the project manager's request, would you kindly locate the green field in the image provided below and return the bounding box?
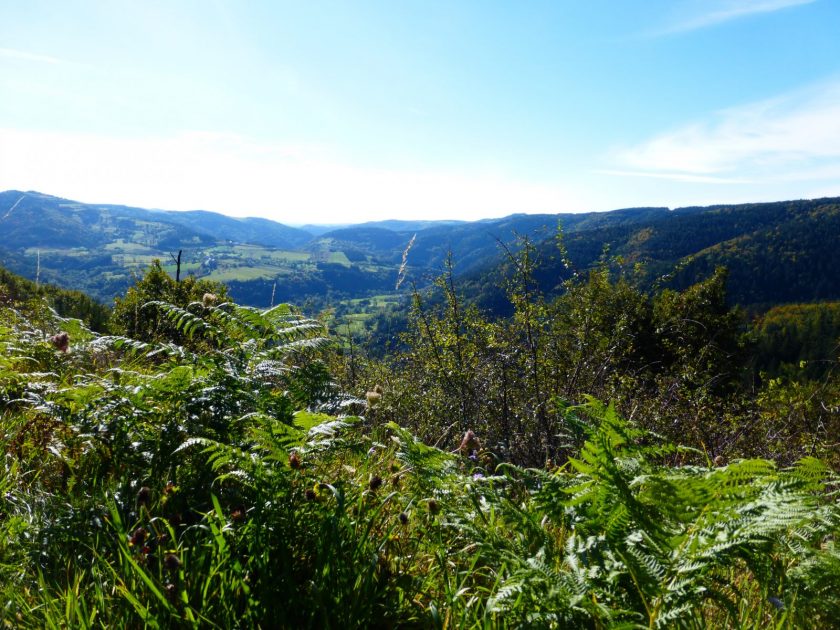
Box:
[205,265,281,281]
[330,292,403,338]
[103,240,151,252]
[326,251,352,266]
[345,293,402,308]
[112,254,161,267]
[161,262,202,276]
[221,244,311,262]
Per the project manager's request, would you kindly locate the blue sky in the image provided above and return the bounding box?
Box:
[2,0,839,223]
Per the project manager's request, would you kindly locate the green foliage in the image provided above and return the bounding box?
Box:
[752,301,840,379]
[0,265,110,331]
[2,262,840,627]
[110,260,229,346]
[371,255,759,464]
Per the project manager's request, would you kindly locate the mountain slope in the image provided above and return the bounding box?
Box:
[157,209,313,249]
[3,190,840,314]
[466,197,840,312]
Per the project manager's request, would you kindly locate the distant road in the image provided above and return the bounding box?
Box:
[1,193,26,221]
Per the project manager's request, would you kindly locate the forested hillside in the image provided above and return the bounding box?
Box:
[5,191,840,318]
[1,255,839,627]
[0,191,562,305]
[0,266,110,331]
[463,197,840,315]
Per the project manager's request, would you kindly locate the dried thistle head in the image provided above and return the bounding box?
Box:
[136,486,152,508]
[50,332,69,352]
[202,293,217,308]
[289,452,302,470]
[459,430,482,455]
[366,391,382,409]
[129,527,148,546]
[163,553,181,572]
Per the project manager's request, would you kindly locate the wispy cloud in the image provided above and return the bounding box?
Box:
[595,169,753,185]
[0,47,64,64]
[656,0,816,35]
[609,79,840,184]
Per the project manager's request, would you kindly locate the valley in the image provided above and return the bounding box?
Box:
[3,190,840,336]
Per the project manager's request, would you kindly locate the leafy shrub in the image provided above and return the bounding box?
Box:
[1,266,839,627]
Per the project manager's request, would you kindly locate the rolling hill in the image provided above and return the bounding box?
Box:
[3,190,840,317]
[0,191,570,305]
[464,197,840,314]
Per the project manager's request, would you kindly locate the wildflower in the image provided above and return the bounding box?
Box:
[369,475,383,491]
[129,527,148,547]
[136,486,152,508]
[202,293,217,307]
[163,553,181,572]
[231,506,246,522]
[305,488,317,502]
[49,332,69,352]
[289,452,302,470]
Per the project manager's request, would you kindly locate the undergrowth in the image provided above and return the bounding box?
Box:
[0,295,838,628]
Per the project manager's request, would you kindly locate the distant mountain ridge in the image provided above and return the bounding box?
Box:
[0,191,313,250]
[154,209,313,249]
[0,190,576,303]
[2,190,840,313]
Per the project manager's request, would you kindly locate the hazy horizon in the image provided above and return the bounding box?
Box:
[2,1,840,224]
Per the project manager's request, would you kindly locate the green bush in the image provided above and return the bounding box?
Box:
[1,263,839,627]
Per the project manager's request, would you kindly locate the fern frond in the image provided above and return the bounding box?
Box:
[144,301,221,341]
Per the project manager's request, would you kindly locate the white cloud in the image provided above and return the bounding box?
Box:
[610,79,840,182]
[657,0,816,35]
[0,47,64,64]
[595,169,753,184]
[805,184,840,198]
[0,129,586,223]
